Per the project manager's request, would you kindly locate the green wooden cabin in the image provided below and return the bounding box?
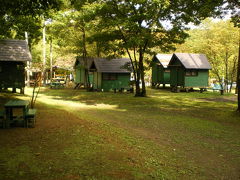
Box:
[152,54,172,87]
[74,57,94,87]
[74,57,132,91]
[0,40,32,93]
[168,53,211,91]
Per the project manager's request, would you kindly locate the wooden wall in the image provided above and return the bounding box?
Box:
[0,61,25,89]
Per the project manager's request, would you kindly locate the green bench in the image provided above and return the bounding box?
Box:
[25,109,37,128]
[50,82,65,89]
[0,110,4,118]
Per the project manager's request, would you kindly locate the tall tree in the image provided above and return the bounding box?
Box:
[82,0,225,97]
[237,29,240,111]
[225,0,240,111]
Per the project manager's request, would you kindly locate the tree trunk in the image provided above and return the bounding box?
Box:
[96,42,101,58]
[135,69,141,97]
[224,52,229,93]
[50,37,53,81]
[82,25,90,91]
[237,36,240,111]
[229,56,237,93]
[139,49,146,97]
[213,68,224,95]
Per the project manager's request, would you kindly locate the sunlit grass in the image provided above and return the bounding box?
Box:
[23,87,125,111]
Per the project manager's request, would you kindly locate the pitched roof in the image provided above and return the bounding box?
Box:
[74,57,132,73]
[93,58,131,73]
[170,53,211,69]
[0,39,32,62]
[155,54,172,68]
[74,57,94,69]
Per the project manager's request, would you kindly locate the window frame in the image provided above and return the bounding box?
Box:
[164,69,170,73]
[185,70,198,76]
[102,73,118,80]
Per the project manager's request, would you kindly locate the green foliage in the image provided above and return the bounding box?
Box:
[47,10,103,58]
[225,0,240,27]
[0,15,42,47]
[0,0,66,48]
[0,0,63,16]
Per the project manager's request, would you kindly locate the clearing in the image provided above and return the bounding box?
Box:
[0,88,239,180]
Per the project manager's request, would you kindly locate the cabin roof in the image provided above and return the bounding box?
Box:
[170,53,211,69]
[155,54,172,68]
[93,58,131,73]
[75,57,132,73]
[0,39,32,62]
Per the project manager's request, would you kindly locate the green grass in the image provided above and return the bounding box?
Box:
[0,88,239,179]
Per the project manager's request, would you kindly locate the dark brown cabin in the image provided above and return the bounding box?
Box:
[0,39,32,93]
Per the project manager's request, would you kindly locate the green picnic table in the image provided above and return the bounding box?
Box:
[4,100,29,128]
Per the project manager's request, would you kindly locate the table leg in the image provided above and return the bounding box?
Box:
[5,108,11,128]
[23,107,27,128]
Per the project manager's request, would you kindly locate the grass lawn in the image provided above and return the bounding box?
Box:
[0,87,239,179]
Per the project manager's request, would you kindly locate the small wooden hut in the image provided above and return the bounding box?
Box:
[74,57,132,91]
[0,39,32,93]
[168,53,211,92]
[151,54,172,87]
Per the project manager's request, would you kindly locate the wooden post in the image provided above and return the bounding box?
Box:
[25,32,30,87]
[42,19,46,86]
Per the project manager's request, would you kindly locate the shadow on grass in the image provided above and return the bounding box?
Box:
[35,87,240,125]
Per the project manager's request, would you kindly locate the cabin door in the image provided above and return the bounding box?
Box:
[176,67,184,86]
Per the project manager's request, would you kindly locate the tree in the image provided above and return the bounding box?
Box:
[224,0,240,111]
[80,0,225,97]
[237,29,240,111]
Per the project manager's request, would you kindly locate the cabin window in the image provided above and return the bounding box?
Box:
[164,69,170,73]
[17,64,24,71]
[185,70,198,76]
[102,73,117,80]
